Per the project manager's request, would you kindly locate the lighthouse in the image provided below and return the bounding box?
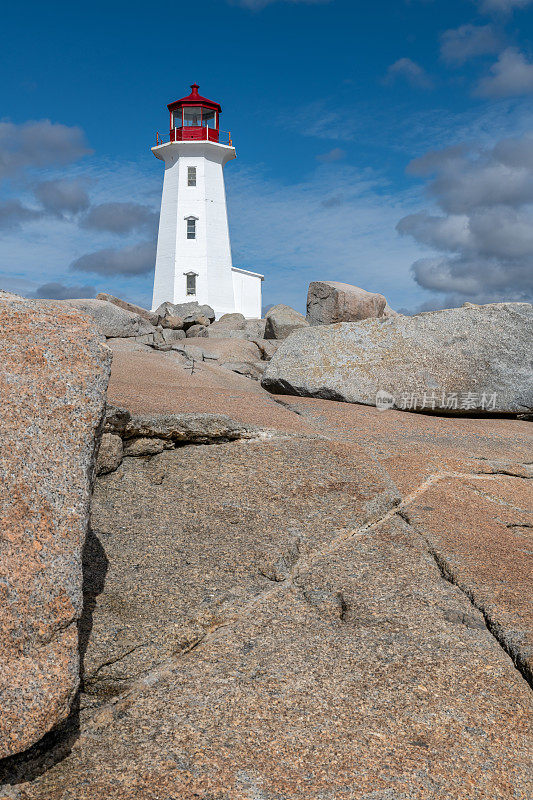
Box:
[151,84,263,318]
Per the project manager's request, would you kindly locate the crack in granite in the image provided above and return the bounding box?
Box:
[427,546,532,691]
[4,461,529,785]
[83,468,531,728]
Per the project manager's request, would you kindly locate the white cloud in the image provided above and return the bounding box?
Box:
[70,240,157,277]
[80,202,158,235]
[397,212,471,252]
[476,48,533,97]
[493,134,533,167]
[384,58,433,89]
[0,200,42,230]
[0,154,162,310]
[397,133,533,305]
[33,179,90,216]
[0,120,91,181]
[440,24,500,65]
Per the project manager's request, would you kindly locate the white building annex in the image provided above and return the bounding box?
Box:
[151,84,263,318]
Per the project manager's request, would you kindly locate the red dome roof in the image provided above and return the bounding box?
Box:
[167,84,222,113]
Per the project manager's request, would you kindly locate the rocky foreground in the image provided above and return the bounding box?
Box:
[0,289,532,799]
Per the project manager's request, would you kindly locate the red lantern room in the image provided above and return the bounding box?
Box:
[167,84,223,144]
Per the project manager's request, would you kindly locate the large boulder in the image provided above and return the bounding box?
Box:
[0,296,111,757]
[262,302,533,415]
[218,312,246,329]
[208,318,266,340]
[95,293,159,326]
[243,318,267,338]
[264,304,309,340]
[59,299,155,339]
[154,301,215,325]
[183,313,210,330]
[186,324,208,338]
[306,281,388,326]
[160,314,185,330]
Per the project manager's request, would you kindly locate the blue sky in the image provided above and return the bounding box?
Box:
[1,0,532,313]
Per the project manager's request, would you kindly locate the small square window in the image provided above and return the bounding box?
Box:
[186,218,196,239]
[186,273,196,295]
[188,167,196,187]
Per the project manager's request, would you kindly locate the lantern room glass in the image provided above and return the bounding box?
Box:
[183,107,202,127]
[173,107,218,130]
[202,109,217,129]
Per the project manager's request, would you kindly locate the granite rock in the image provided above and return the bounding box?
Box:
[210,315,265,339]
[104,404,256,445]
[64,432,399,698]
[105,338,152,353]
[95,293,159,326]
[160,315,184,330]
[160,328,186,343]
[133,333,155,345]
[123,411,255,443]
[8,512,533,797]
[0,296,111,758]
[185,324,208,338]
[217,312,246,329]
[180,337,261,362]
[4,348,533,797]
[222,360,265,380]
[103,405,131,436]
[207,320,266,340]
[306,281,388,325]
[243,318,267,339]
[154,301,215,324]
[96,434,123,476]
[183,312,210,329]
[406,473,533,683]
[264,304,309,340]
[263,302,533,415]
[59,299,155,339]
[123,437,168,457]
[252,338,280,360]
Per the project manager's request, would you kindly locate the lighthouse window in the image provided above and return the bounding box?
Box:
[186,273,197,295]
[183,107,202,127]
[202,109,217,129]
[188,167,197,186]
[186,218,196,239]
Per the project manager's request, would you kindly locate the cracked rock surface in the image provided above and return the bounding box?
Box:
[1,345,532,798]
[0,296,111,759]
[81,433,398,699]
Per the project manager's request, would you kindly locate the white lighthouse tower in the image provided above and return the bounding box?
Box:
[151,84,263,318]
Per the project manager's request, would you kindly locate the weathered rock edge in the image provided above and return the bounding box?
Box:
[97,405,258,475]
[262,302,533,415]
[0,296,112,758]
